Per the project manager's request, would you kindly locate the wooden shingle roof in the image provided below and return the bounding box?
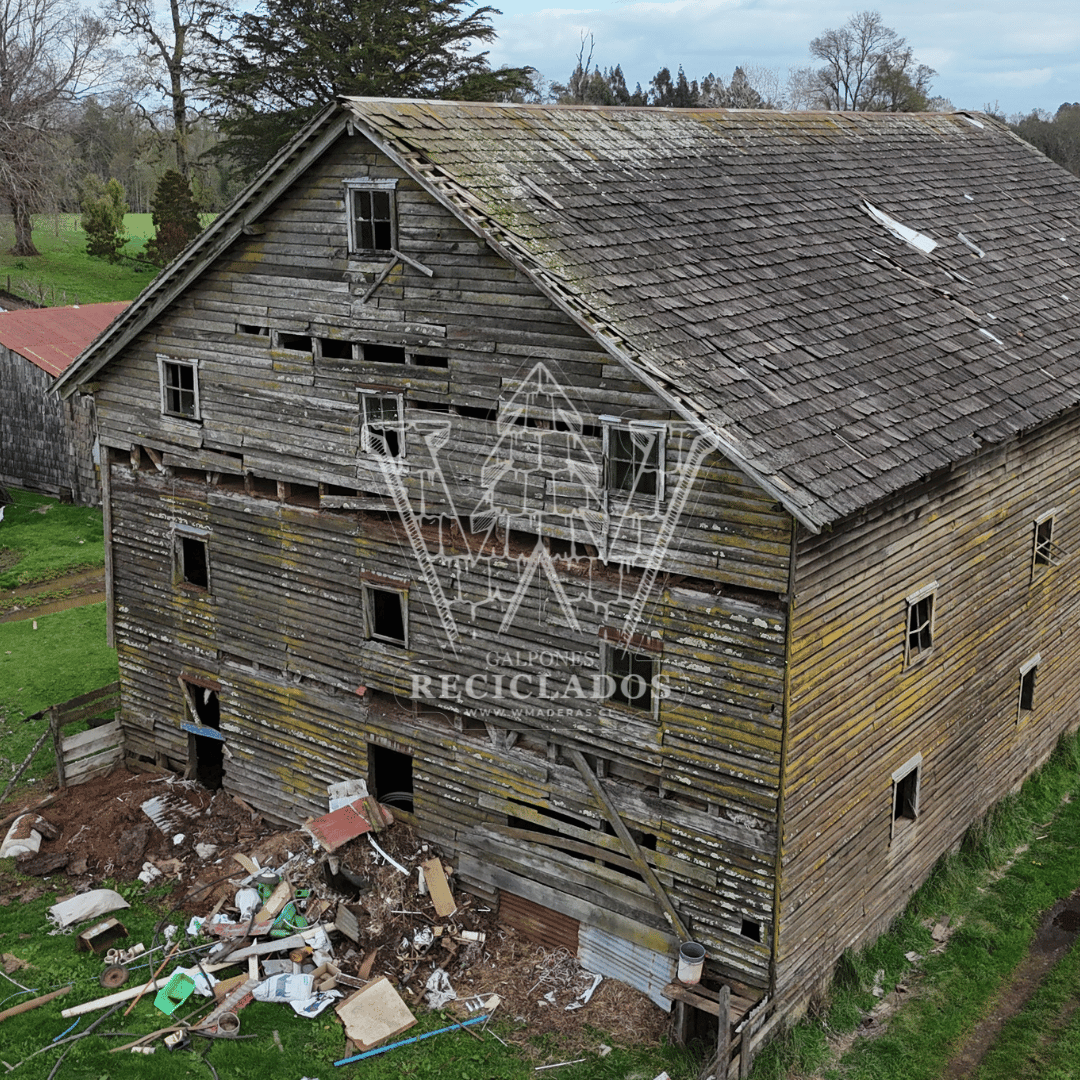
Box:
[343,100,1080,530]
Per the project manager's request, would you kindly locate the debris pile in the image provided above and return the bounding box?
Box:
[0,768,669,1066]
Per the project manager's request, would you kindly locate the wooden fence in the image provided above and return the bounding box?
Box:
[49,681,122,788]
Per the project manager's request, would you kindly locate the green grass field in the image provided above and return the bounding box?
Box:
[0,488,105,589]
[0,211,214,306]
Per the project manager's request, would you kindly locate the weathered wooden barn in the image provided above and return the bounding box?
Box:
[0,302,128,504]
[56,100,1080,1067]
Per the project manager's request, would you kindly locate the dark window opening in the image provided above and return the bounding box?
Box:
[179,535,208,589]
[214,473,245,492]
[894,767,918,822]
[455,713,488,733]
[907,595,934,658]
[352,189,393,251]
[1035,518,1055,567]
[363,396,402,458]
[1020,666,1038,712]
[454,404,497,421]
[414,354,449,368]
[237,323,269,336]
[324,483,358,497]
[172,467,204,483]
[319,337,353,359]
[411,400,450,413]
[607,425,661,496]
[512,414,571,432]
[366,586,406,644]
[362,344,406,364]
[162,361,197,419]
[285,482,321,508]
[740,918,762,942]
[369,743,413,811]
[581,423,602,439]
[278,332,310,352]
[606,647,655,712]
[247,474,279,499]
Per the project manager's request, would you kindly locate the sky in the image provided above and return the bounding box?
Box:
[482,0,1080,118]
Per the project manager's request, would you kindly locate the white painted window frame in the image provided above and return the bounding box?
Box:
[904,582,938,668]
[600,417,667,505]
[890,751,922,841]
[158,355,201,421]
[344,177,398,256]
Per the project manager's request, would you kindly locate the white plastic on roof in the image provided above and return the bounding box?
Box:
[957,232,985,258]
[862,202,938,254]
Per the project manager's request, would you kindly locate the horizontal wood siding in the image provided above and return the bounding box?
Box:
[93,128,794,993]
[777,415,1080,1013]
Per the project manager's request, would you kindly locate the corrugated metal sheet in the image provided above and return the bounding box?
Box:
[578,924,675,1011]
[499,892,579,954]
[0,302,128,377]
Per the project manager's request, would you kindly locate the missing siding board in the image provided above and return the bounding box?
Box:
[276,332,311,352]
[362,344,406,364]
[740,918,762,943]
[237,323,269,337]
[413,354,449,368]
[318,337,354,360]
[890,753,921,840]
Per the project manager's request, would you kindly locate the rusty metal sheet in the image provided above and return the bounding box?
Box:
[304,798,392,853]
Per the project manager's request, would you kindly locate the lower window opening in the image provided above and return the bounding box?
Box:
[369,743,413,812]
[740,918,762,942]
[184,683,222,791]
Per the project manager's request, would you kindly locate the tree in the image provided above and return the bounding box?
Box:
[649,66,697,108]
[1012,103,1080,178]
[81,176,129,260]
[0,0,110,255]
[802,10,935,112]
[108,0,232,178]
[207,0,534,177]
[145,168,201,265]
[700,66,778,109]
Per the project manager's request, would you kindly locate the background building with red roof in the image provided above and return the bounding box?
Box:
[0,302,128,504]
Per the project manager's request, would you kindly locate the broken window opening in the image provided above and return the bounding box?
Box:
[276,331,311,352]
[318,337,354,360]
[237,323,269,337]
[369,743,413,812]
[603,644,656,713]
[604,421,664,502]
[363,583,408,646]
[411,400,450,413]
[740,918,762,943]
[1033,514,1063,573]
[904,584,937,666]
[361,344,406,364]
[891,754,921,836]
[413,354,449,368]
[360,394,404,459]
[1019,654,1040,717]
[346,181,396,254]
[159,358,199,420]
[175,532,209,591]
[453,403,497,421]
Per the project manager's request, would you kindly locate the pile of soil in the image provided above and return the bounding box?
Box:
[0,768,669,1056]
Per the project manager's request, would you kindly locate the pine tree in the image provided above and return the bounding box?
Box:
[81,177,129,262]
[145,169,202,267]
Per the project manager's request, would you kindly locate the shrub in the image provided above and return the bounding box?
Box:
[80,177,129,262]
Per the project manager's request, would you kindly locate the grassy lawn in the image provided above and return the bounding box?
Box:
[0,488,105,590]
[749,735,1080,1080]
[0,213,157,305]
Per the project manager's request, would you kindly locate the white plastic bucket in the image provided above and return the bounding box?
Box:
[677,941,706,985]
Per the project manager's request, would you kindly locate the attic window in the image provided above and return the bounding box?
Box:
[603,419,665,503]
[863,202,938,255]
[158,357,200,421]
[345,178,397,255]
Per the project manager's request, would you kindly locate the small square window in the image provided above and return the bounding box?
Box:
[174,530,209,591]
[904,584,937,666]
[363,583,408,646]
[159,357,199,420]
[276,331,311,352]
[604,421,665,502]
[345,179,397,254]
[361,393,404,458]
[1019,654,1040,719]
[603,643,656,713]
[890,753,921,839]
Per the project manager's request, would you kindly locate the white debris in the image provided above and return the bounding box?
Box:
[425,967,456,1008]
[138,862,162,885]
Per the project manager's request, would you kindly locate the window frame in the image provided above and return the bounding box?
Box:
[904,582,937,668]
[172,523,211,593]
[344,177,398,256]
[1018,652,1041,721]
[158,356,200,421]
[890,752,922,841]
[599,632,661,718]
[1032,510,1060,576]
[362,580,409,647]
[601,418,666,505]
[359,389,405,459]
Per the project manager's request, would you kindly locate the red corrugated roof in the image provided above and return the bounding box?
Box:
[0,302,129,378]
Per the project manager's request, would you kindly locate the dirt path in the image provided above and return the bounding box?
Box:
[941,886,1080,1078]
[0,567,106,622]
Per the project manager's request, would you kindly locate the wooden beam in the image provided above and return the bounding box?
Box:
[565,746,692,942]
[717,983,731,1077]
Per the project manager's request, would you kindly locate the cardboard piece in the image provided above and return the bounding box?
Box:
[420,858,457,918]
[335,976,416,1051]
